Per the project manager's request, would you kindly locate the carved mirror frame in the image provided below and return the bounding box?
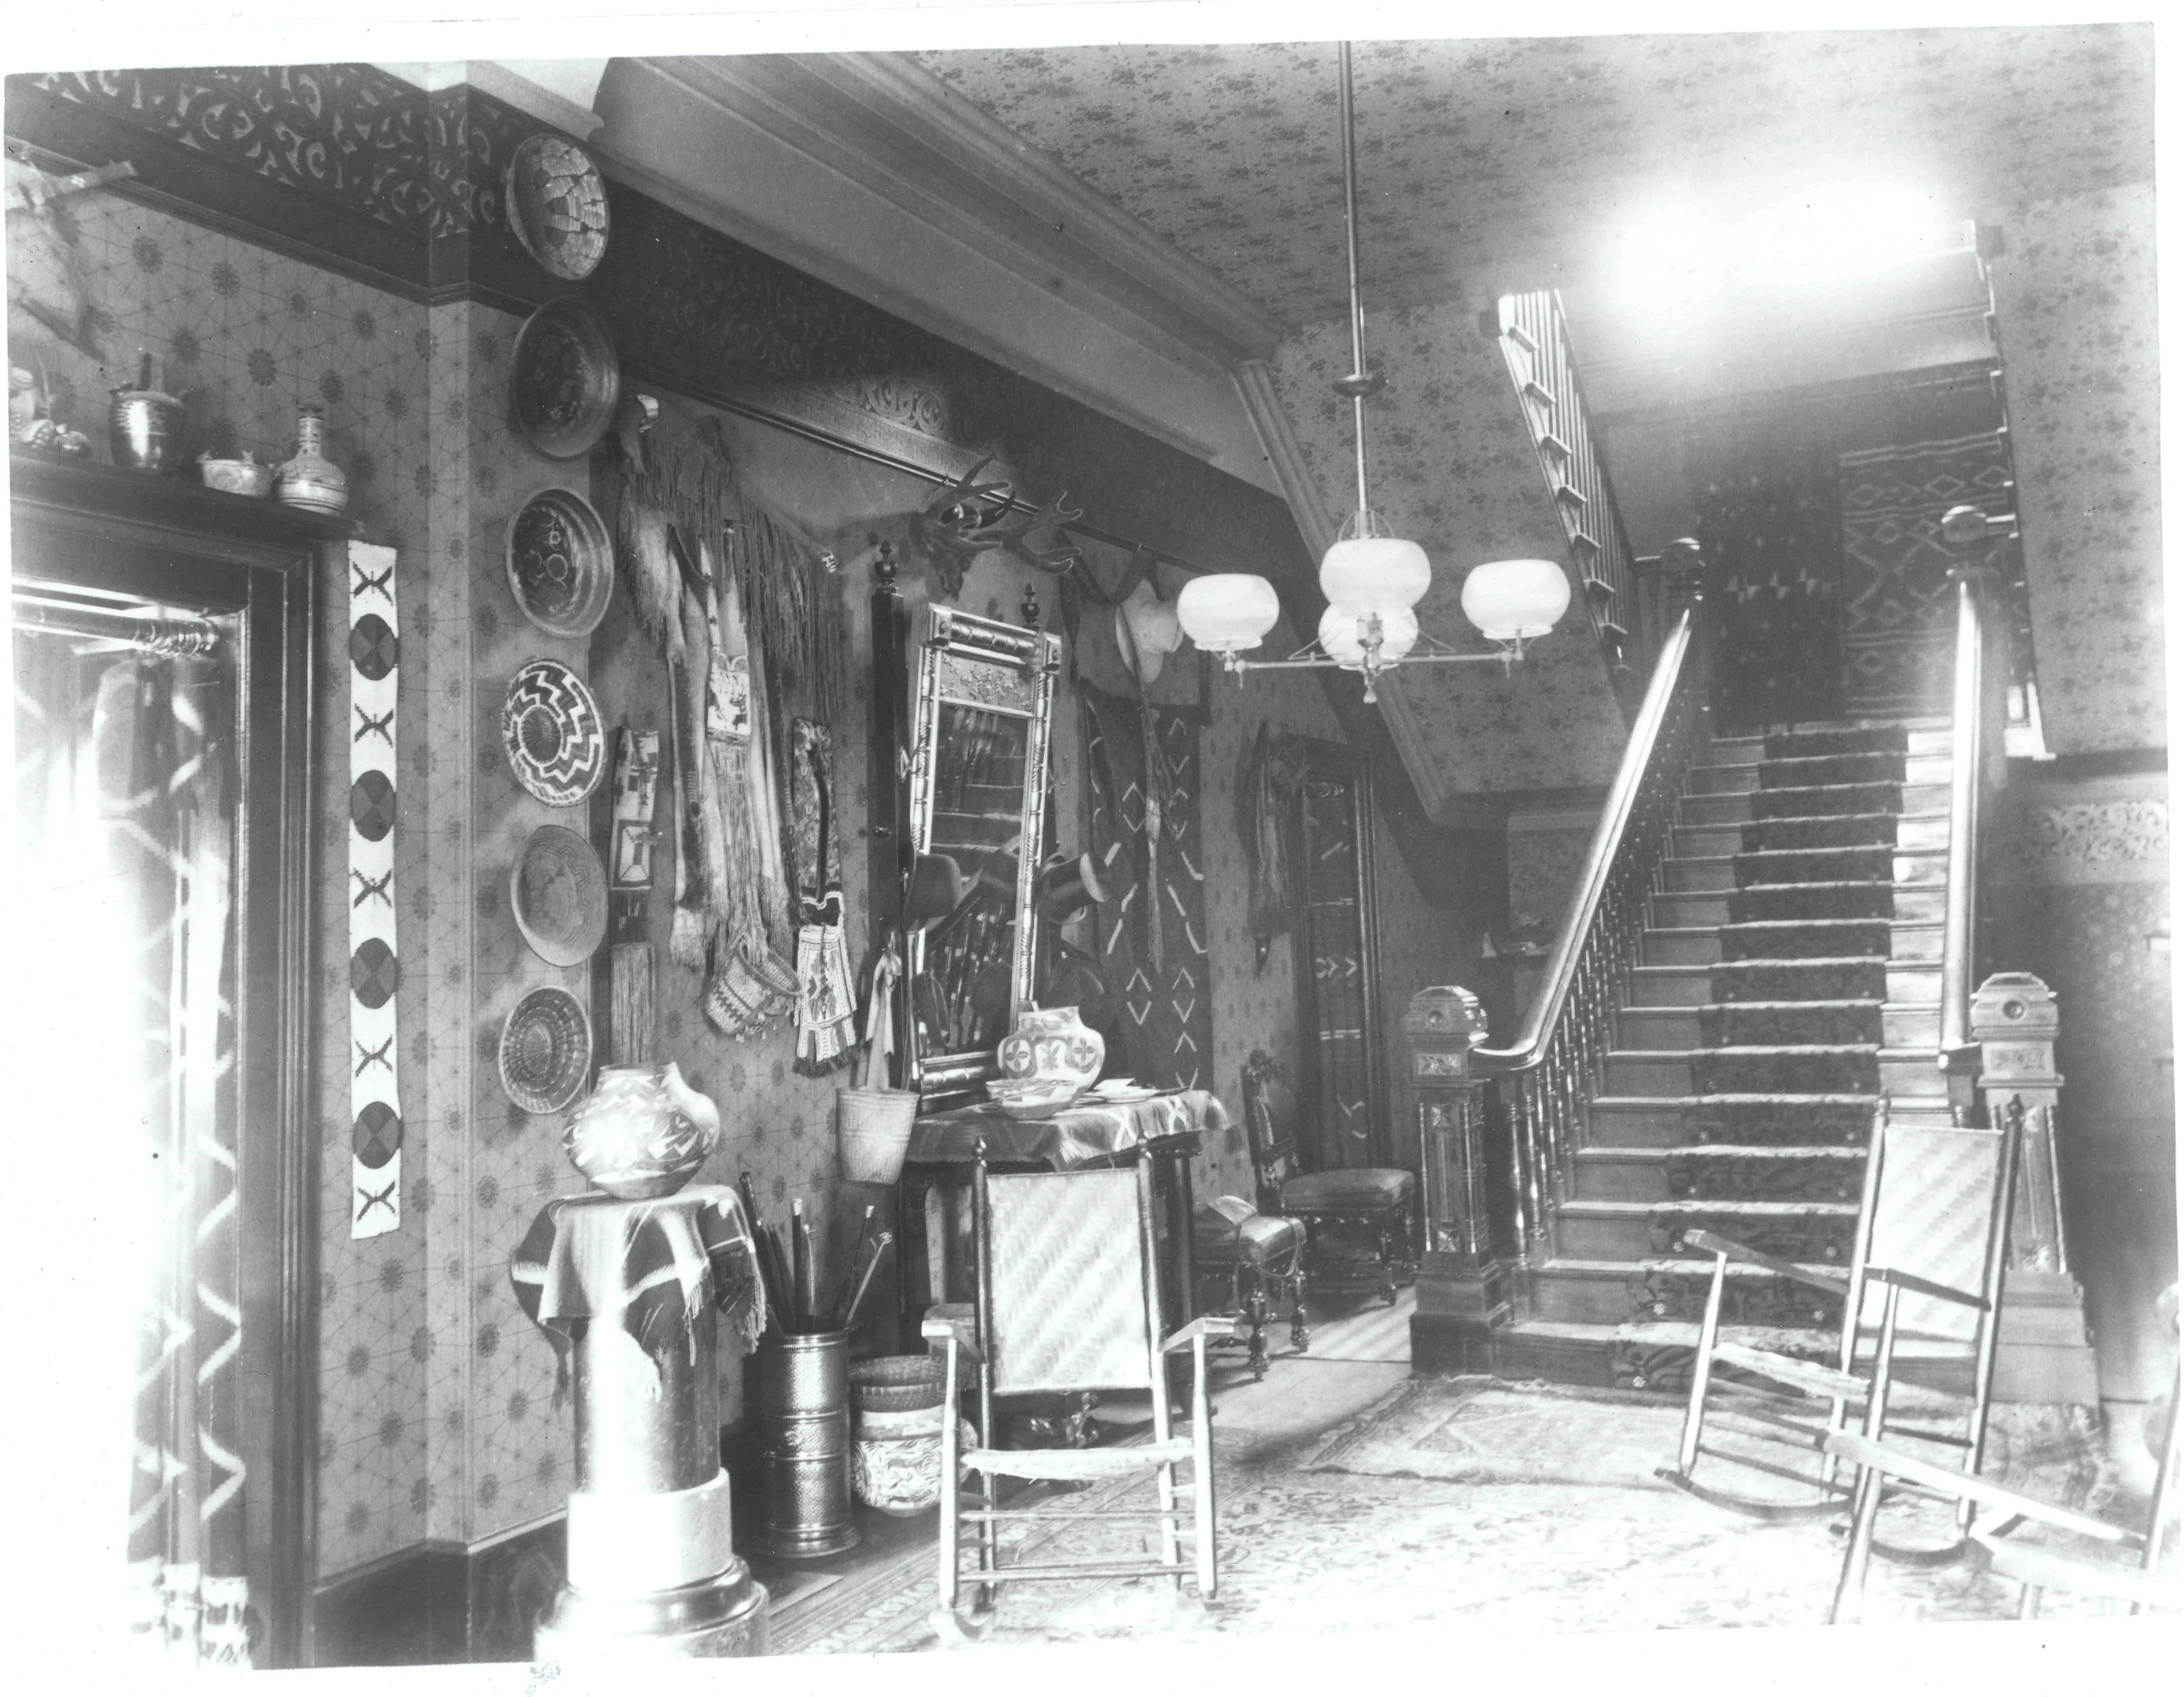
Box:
[903,605,1062,1107]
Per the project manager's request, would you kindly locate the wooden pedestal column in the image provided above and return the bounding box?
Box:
[1405,986,1507,1374]
[1973,973,2102,1405]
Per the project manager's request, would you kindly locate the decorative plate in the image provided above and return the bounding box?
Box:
[502,659,607,806]
[498,986,593,1115]
[510,823,608,966]
[504,134,611,281]
[506,487,614,638]
[510,298,621,461]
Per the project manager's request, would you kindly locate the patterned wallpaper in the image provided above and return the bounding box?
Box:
[1988,184,2165,754]
[1272,300,1629,796]
[910,27,2154,327]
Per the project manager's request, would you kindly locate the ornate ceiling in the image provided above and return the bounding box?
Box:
[910,27,2154,332]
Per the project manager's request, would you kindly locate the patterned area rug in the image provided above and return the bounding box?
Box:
[767,1379,2145,1653]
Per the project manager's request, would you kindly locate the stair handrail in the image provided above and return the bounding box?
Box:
[1938,564,2002,1116]
[1476,577,1711,1254]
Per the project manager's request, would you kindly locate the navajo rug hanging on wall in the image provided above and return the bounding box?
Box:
[1081,686,1211,1092]
[348,542,403,1239]
[1837,431,2015,717]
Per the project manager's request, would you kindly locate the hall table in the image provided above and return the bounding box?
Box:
[895,1088,1229,1357]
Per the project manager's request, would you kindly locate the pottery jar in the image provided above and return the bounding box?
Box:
[995,1004,1104,1092]
[563,1061,721,1199]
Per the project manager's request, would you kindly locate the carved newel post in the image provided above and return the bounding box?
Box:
[1406,985,1505,1373]
[1970,972,2099,1404]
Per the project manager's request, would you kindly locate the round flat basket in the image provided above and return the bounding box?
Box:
[510,298,621,461]
[510,824,608,966]
[504,134,610,281]
[498,986,593,1115]
[502,659,606,806]
[506,488,613,638]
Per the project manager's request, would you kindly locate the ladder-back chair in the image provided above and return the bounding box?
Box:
[1658,1099,2023,1554]
[1241,1048,1416,1307]
[923,1151,1234,1642]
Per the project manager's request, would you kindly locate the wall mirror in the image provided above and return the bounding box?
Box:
[903,605,1061,1106]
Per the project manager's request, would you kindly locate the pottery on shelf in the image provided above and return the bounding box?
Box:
[564,1061,721,1200]
[995,1004,1104,1093]
[276,404,349,514]
[198,452,275,498]
[109,388,188,474]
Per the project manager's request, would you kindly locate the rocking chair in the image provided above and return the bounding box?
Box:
[1657,1098,2023,1557]
[1825,1294,2180,1622]
[924,1151,1233,1642]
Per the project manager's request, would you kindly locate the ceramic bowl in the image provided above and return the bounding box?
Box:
[198,454,274,498]
[506,488,614,638]
[510,298,621,461]
[504,134,611,281]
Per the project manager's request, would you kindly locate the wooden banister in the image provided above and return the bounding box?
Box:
[1938,567,1998,1115]
[1475,580,1710,1256]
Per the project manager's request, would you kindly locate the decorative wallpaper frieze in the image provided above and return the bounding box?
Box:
[26,67,437,232]
[1995,793,2170,886]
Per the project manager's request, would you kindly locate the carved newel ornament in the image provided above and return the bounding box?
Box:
[1405,985,1504,1372]
[1969,971,2099,1405]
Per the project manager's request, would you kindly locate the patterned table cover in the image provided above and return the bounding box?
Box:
[905,1087,1229,1169]
[510,1184,766,1393]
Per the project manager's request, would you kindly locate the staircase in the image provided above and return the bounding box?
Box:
[1495,717,1958,1391]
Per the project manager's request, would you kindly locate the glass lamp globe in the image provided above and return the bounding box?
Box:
[1319,604,1419,668]
[1177,573,1282,653]
[1319,534,1431,612]
[1460,558,1571,641]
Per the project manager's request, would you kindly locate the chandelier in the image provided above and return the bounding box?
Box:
[1175,41,1570,703]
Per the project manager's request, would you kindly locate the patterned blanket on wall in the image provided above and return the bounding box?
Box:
[1837,431,2015,717]
[1078,686,1212,1092]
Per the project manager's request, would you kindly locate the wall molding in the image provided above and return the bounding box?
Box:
[1993,769,2170,887]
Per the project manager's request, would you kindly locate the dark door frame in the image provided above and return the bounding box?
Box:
[12,451,343,1669]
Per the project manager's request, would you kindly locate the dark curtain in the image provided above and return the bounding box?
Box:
[1297,772,1373,1172]
[16,633,247,1665]
[1689,415,1847,733]
[1076,686,1212,1091]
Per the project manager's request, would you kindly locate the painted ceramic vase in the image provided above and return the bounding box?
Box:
[995,1004,1104,1092]
[276,404,349,514]
[564,1061,720,1199]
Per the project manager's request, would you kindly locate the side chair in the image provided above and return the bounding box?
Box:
[1240,1048,1416,1308]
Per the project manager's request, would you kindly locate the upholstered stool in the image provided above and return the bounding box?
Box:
[1242,1050,1419,1307]
[1192,1196,1309,1379]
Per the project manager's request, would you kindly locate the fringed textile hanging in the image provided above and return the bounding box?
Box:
[789,718,857,1074]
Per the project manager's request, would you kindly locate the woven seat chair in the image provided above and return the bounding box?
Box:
[1241,1048,1416,1307]
[1658,1100,2024,1562]
[1192,1194,1309,1379]
[924,1150,1234,1643]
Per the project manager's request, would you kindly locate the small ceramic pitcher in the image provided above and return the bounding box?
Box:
[996,1005,1104,1092]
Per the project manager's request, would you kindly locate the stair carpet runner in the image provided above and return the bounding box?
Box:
[1500,720,1954,1391]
